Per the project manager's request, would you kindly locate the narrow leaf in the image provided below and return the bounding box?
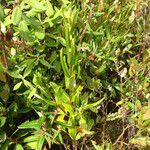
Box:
[83,97,105,110]
[13,82,22,91]
[37,136,45,150]
[60,49,70,77]
[0,4,5,21]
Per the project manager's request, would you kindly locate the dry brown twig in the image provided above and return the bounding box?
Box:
[80,3,95,44]
[113,124,133,146]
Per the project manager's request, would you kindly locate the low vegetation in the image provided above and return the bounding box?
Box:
[0,0,150,149]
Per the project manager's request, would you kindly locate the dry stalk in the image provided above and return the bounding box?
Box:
[113,124,133,146]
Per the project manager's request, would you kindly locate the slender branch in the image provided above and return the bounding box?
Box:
[1,40,8,69]
[113,124,133,146]
[80,3,94,43]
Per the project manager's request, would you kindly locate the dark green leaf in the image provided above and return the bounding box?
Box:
[0,130,6,142]
[39,58,52,69]
[0,116,6,127]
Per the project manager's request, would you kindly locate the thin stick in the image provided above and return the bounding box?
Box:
[80,3,94,43]
[1,40,8,69]
[113,124,133,146]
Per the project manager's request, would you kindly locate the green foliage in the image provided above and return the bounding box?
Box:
[0,0,149,149]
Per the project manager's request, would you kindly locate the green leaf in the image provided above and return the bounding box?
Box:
[19,20,29,32]
[25,142,37,149]
[57,37,66,46]
[12,6,22,25]
[19,21,34,42]
[14,144,24,150]
[18,117,45,130]
[0,4,5,21]
[0,84,10,102]
[23,135,38,143]
[50,51,57,65]
[27,0,46,11]
[68,128,77,140]
[7,71,22,79]
[72,85,83,107]
[54,61,61,73]
[13,82,22,91]
[46,0,54,17]
[56,121,73,128]
[1,140,9,150]
[34,27,45,40]
[39,57,52,69]
[28,88,36,99]
[50,82,70,103]
[82,97,105,111]
[62,103,74,115]
[0,117,6,127]
[64,25,70,52]
[23,79,33,88]
[23,59,35,77]
[0,130,6,142]
[37,136,45,150]
[60,49,70,77]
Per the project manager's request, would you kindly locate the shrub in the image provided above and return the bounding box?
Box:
[0,0,149,149]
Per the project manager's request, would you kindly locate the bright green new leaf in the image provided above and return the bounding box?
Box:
[28,88,36,99]
[14,144,24,150]
[25,142,37,150]
[34,27,45,40]
[19,20,29,32]
[12,6,22,25]
[63,103,74,115]
[13,82,22,91]
[27,0,46,11]
[68,128,77,140]
[23,135,39,143]
[46,0,54,17]
[37,136,45,150]
[0,4,5,21]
